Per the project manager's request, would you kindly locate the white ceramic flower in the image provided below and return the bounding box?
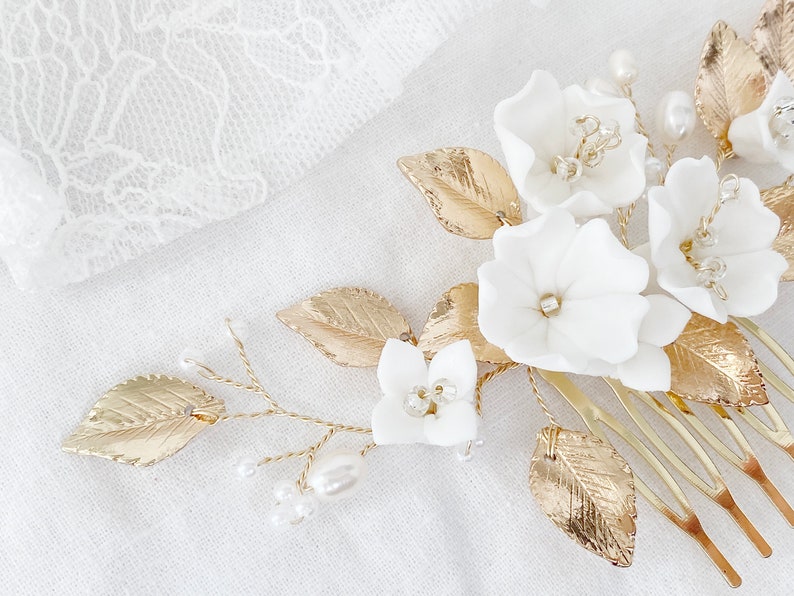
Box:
[371,339,478,447]
[728,71,794,171]
[494,70,648,218]
[477,208,650,374]
[648,156,787,323]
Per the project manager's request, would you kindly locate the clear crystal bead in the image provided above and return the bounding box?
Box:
[403,387,431,417]
[645,156,663,183]
[551,156,583,182]
[568,115,600,138]
[769,96,794,147]
[697,256,728,286]
[693,227,717,248]
[718,174,740,203]
[430,378,457,404]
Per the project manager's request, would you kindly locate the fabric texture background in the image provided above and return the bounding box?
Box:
[2,1,793,594]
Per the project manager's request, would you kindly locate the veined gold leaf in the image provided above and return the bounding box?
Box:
[761,184,794,281]
[529,427,637,567]
[417,282,511,364]
[664,313,768,406]
[695,21,768,150]
[751,0,794,81]
[63,375,225,466]
[397,147,522,239]
[277,287,412,367]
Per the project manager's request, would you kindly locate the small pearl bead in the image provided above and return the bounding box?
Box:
[178,347,205,373]
[608,49,638,85]
[584,77,620,98]
[235,457,257,479]
[645,157,663,184]
[273,479,298,502]
[292,493,319,519]
[226,318,250,342]
[306,449,368,502]
[268,506,292,527]
[656,90,696,144]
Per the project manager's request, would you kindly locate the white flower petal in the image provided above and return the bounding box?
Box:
[656,157,720,234]
[376,339,427,396]
[577,133,647,209]
[423,400,479,447]
[553,294,648,364]
[657,263,728,323]
[371,394,426,445]
[427,340,477,401]
[549,188,614,218]
[639,294,691,347]
[720,250,789,317]
[617,344,673,391]
[558,218,648,300]
[632,242,666,295]
[647,188,687,270]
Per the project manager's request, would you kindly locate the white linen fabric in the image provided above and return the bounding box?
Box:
[2,1,793,594]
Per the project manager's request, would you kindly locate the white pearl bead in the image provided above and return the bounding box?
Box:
[235,457,257,479]
[268,506,292,527]
[226,318,250,342]
[178,347,205,373]
[608,49,638,85]
[584,77,620,98]
[645,157,663,184]
[306,449,367,502]
[292,493,319,519]
[656,90,696,144]
[273,479,298,502]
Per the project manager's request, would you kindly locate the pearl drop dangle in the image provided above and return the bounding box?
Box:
[608,49,638,86]
[655,91,696,145]
[306,449,368,502]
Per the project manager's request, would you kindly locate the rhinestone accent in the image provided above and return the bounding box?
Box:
[403,386,431,417]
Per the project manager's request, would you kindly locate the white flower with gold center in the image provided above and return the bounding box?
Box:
[371,339,478,447]
[477,208,650,374]
[647,156,787,323]
[494,70,648,218]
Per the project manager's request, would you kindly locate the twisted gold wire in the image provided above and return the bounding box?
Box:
[225,318,280,410]
[475,362,520,415]
[528,366,558,427]
[297,428,337,489]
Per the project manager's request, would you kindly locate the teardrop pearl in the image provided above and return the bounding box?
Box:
[656,91,696,144]
[608,49,638,85]
[584,77,620,98]
[306,449,367,502]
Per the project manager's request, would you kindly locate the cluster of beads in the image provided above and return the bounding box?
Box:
[552,115,622,183]
[403,378,457,417]
[268,481,320,527]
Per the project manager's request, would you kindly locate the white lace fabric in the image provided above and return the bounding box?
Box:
[0,0,495,289]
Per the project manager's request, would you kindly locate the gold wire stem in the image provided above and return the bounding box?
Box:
[360,442,377,457]
[527,367,559,427]
[225,318,280,410]
[258,445,315,466]
[475,362,520,415]
[664,144,677,171]
[538,369,741,587]
[616,202,636,248]
[714,144,734,171]
[621,82,658,161]
[219,410,275,421]
[297,428,337,490]
[271,409,372,434]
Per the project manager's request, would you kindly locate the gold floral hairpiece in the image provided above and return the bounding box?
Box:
[64,1,794,588]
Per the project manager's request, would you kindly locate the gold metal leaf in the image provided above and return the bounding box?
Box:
[417,282,512,364]
[62,375,225,466]
[529,426,637,567]
[397,147,522,239]
[751,0,794,81]
[276,287,412,367]
[694,21,768,150]
[664,313,768,406]
[761,184,794,281]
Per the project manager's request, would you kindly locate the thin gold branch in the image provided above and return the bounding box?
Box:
[475,361,520,415]
[528,367,559,427]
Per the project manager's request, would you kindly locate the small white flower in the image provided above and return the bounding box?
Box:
[477,209,650,374]
[494,70,648,218]
[648,156,787,323]
[371,339,478,447]
[728,71,794,171]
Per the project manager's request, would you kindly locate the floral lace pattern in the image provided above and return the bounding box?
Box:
[0,0,494,289]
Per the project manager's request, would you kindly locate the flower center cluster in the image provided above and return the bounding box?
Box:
[769,96,794,148]
[403,378,457,418]
[551,115,622,182]
[679,174,740,301]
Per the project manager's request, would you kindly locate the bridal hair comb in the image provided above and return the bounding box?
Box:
[65,1,794,587]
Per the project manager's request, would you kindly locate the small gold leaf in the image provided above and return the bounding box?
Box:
[761,184,794,281]
[751,0,794,81]
[397,147,522,239]
[695,21,768,150]
[276,287,412,367]
[529,427,637,567]
[417,282,512,364]
[63,375,225,466]
[664,313,768,406]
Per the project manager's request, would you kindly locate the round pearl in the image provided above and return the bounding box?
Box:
[178,347,205,373]
[273,479,298,502]
[268,506,292,527]
[226,318,250,342]
[584,77,620,98]
[655,90,696,144]
[608,49,638,85]
[235,457,257,479]
[292,493,319,519]
[306,449,368,502]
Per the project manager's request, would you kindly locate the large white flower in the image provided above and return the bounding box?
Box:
[371,339,478,447]
[477,209,650,374]
[494,70,648,218]
[728,71,794,171]
[648,156,787,323]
